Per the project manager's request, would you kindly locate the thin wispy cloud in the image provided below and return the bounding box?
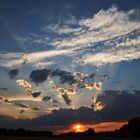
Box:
[11,6,140,67]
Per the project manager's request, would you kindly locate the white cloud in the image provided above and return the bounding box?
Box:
[116,36,140,47]
[47,6,140,65]
[49,6,140,49]
[84,47,140,66]
[1,6,140,68]
[0,49,71,68]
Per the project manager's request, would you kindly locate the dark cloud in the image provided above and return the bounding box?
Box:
[31,92,41,98]
[32,107,40,111]
[0,96,4,101]
[35,106,95,126]
[14,102,40,112]
[96,90,121,105]
[0,88,8,91]
[52,99,58,104]
[29,68,100,88]
[89,73,95,79]
[0,96,10,104]
[97,90,140,122]
[42,96,51,101]
[38,90,140,127]
[61,93,72,106]
[8,69,19,79]
[50,69,76,84]
[30,69,50,83]
[3,99,10,104]
[20,110,25,114]
[14,103,30,109]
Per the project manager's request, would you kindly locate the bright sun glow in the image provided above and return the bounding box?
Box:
[72,124,86,132]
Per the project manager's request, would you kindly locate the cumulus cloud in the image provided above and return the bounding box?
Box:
[16,79,33,95]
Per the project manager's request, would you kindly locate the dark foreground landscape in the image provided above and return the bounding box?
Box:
[0,136,140,140]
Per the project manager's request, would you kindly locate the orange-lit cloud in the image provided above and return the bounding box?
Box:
[85,82,102,91]
[92,96,105,111]
[16,79,33,95]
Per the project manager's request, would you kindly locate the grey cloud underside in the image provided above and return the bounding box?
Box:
[25,90,140,123]
[32,89,140,123]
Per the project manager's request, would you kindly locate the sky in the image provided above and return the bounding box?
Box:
[0,0,140,134]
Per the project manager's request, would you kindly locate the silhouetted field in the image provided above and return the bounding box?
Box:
[0,136,139,140]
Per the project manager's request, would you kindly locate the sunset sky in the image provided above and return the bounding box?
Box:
[0,0,140,134]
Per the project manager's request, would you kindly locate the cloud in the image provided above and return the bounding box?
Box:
[0,90,140,133]
[84,39,140,66]
[33,90,140,125]
[50,69,76,84]
[8,69,19,79]
[30,69,50,83]
[42,96,51,102]
[0,88,8,91]
[14,102,30,109]
[97,90,140,122]
[0,50,70,68]
[2,6,139,68]
[47,6,140,66]
[50,6,140,48]
[85,82,102,91]
[116,36,140,47]
[0,96,12,104]
[16,79,33,95]
[61,93,72,106]
[31,92,42,98]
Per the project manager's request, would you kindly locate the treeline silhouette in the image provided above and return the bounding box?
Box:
[60,117,140,138]
[0,128,53,136]
[0,117,140,137]
[59,128,95,136]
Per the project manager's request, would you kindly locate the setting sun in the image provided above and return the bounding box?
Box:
[72,124,87,132]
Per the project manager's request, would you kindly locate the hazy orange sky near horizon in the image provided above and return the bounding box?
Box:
[55,121,127,135]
